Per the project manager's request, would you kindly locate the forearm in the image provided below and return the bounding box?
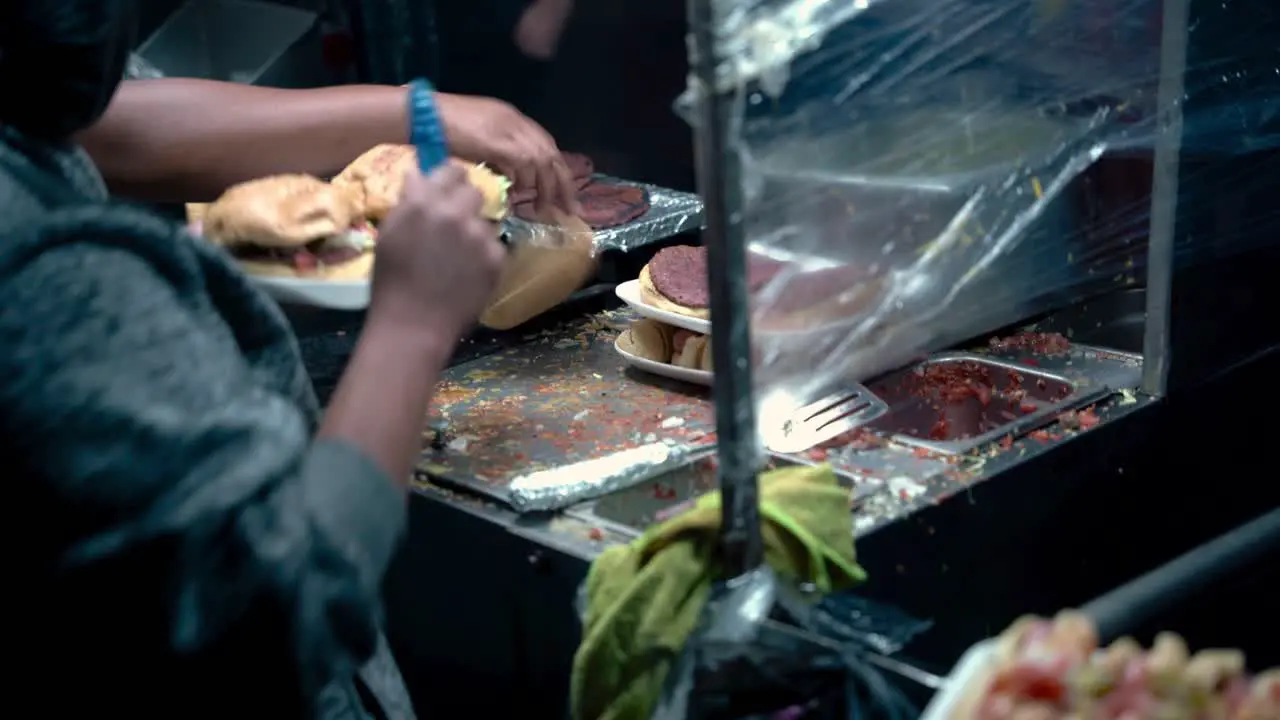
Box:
[320,317,457,484]
[77,79,411,203]
[514,0,575,59]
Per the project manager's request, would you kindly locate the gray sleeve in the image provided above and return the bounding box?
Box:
[0,241,405,695]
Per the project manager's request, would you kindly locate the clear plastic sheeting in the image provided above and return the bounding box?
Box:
[680,0,1279,423]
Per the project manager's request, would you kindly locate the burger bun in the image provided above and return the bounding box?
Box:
[617,318,673,362]
[335,145,511,222]
[203,174,358,249]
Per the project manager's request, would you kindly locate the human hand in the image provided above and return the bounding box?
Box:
[514,0,575,60]
[369,164,506,338]
[435,93,580,216]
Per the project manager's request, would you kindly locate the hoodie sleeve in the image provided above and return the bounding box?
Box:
[0,238,406,697]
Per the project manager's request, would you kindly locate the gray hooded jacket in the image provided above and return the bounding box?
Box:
[1,3,414,718]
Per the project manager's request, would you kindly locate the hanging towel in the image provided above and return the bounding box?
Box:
[571,463,866,720]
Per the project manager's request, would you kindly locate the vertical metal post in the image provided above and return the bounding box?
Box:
[686,0,764,576]
[1140,0,1190,396]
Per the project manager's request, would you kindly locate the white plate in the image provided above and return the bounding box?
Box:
[254,276,371,310]
[615,336,712,386]
[920,640,995,720]
[615,280,711,334]
[189,223,372,311]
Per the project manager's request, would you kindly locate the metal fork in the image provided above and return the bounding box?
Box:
[764,385,889,454]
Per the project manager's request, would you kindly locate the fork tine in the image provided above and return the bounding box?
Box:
[767,385,889,453]
[810,395,876,428]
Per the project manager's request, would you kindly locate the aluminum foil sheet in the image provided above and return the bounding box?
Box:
[507,440,708,512]
[503,175,704,254]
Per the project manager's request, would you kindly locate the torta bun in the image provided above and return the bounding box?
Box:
[204,174,358,249]
[201,174,374,280]
[335,145,510,222]
[617,318,673,362]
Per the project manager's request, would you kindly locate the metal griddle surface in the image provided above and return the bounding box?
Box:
[418,311,714,504]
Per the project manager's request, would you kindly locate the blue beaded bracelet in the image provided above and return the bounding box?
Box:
[407,78,447,173]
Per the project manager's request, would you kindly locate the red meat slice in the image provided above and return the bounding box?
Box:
[576,183,649,228]
[507,151,595,206]
[515,181,651,229]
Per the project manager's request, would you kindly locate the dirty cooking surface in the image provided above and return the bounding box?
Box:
[417,313,714,502]
[868,355,1075,443]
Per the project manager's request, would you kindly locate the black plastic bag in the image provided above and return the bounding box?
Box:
[651,568,933,720]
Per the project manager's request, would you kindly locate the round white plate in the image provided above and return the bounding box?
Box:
[614,280,711,334]
[254,276,371,311]
[615,336,712,386]
[919,640,995,719]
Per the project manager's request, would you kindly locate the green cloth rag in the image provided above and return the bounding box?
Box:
[570,463,866,720]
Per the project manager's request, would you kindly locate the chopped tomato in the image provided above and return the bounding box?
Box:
[974,383,992,406]
[929,417,950,440]
[293,252,318,271]
[989,664,1070,705]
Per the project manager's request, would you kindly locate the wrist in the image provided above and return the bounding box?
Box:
[431,93,475,160]
[362,310,461,366]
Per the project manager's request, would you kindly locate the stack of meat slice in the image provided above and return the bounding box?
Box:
[511,152,652,229]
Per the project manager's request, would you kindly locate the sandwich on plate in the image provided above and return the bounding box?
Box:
[202,174,376,280]
[334,144,511,224]
[637,245,790,321]
[616,318,713,371]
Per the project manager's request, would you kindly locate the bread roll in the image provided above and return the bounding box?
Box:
[617,319,672,361]
[674,335,708,369]
[335,145,510,222]
[186,202,209,225]
[332,145,416,222]
[203,175,358,249]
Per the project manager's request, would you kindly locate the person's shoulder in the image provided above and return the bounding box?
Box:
[0,202,200,290]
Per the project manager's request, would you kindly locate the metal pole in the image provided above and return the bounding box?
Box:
[1140,0,1190,396]
[1082,508,1280,643]
[686,0,764,576]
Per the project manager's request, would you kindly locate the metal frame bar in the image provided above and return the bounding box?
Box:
[686,0,765,576]
[1140,0,1191,396]
[1082,508,1280,643]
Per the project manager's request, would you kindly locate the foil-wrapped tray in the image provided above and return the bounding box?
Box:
[504,175,703,254]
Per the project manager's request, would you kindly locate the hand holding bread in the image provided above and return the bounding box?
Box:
[201,174,374,280]
[333,145,511,223]
[371,164,507,337]
[198,145,592,329]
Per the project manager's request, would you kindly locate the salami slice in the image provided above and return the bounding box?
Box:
[577,183,650,228]
[507,151,595,206]
[515,181,652,229]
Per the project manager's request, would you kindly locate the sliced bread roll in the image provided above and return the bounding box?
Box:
[674,334,709,369]
[617,318,673,362]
